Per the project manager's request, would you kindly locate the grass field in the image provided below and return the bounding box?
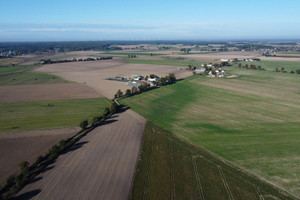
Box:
[131,122,296,200]
[0,72,69,86]
[121,67,300,196]
[0,98,111,132]
[126,58,202,67]
[238,60,300,71]
[0,58,24,66]
[0,65,36,75]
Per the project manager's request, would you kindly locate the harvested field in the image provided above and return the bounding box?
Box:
[0,127,78,185]
[0,83,101,103]
[16,110,146,200]
[35,59,192,98]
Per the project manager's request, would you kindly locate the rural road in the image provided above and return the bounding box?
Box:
[15,109,146,200]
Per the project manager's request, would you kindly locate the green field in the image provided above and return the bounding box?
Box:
[237,60,300,71]
[131,122,295,200]
[121,67,300,196]
[0,98,111,132]
[0,65,36,75]
[0,58,24,66]
[126,58,202,67]
[0,72,69,86]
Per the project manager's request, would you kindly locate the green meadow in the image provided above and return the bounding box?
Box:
[121,67,300,196]
[131,122,295,200]
[0,98,111,132]
[0,72,69,86]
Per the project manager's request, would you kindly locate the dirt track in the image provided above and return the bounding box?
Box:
[16,110,146,200]
[35,59,192,98]
[0,127,78,184]
[0,83,101,103]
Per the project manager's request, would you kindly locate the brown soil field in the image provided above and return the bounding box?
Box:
[16,110,146,200]
[0,127,79,184]
[35,59,192,98]
[0,83,101,103]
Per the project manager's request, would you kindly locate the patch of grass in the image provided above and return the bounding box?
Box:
[121,67,300,196]
[0,72,69,86]
[126,58,201,67]
[0,98,111,132]
[131,122,295,200]
[101,52,165,56]
[237,60,300,71]
[0,65,36,75]
[0,58,24,66]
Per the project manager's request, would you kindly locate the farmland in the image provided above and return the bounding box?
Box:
[130,122,295,200]
[120,67,300,196]
[16,110,146,200]
[0,72,69,86]
[0,127,78,184]
[0,97,111,132]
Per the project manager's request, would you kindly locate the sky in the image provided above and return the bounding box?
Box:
[0,0,300,41]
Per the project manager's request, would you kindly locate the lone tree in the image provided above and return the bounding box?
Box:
[19,161,29,176]
[168,73,176,82]
[125,89,131,96]
[80,120,88,130]
[131,86,138,93]
[114,89,123,98]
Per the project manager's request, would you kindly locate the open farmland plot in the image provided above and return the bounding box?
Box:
[35,59,192,98]
[0,72,69,86]
[131,122,295,200]
[0,83,101,102]
[0,127,78,185]
[120,68,300,196]
[0,97,111,132]
[16,110,146,200]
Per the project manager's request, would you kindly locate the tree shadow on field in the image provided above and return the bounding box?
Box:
[101,119,118,126]
[27,176,43,185]
[12,189,41,200]
[40,165,55,174]
[63,141,89,154]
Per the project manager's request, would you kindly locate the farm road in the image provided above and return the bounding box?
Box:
[16,109,146,200]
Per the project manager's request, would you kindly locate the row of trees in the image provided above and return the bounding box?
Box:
[113,73,176,99]
[238,63,264,70]
[42,56,113,64]
[0,102,121,199]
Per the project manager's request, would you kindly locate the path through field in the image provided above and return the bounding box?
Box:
[16,110,146,200]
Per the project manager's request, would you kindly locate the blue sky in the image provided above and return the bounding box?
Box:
[1,0,300,41]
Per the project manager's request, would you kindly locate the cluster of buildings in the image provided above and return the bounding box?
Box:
[109,74,160,87]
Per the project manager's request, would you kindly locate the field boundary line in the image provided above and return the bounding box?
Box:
[169,140,176,200]
[256,187,265,200]
[192,156,205,200]
[217,165,234,200]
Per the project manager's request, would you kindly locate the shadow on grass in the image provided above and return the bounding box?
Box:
[12,189,41,200]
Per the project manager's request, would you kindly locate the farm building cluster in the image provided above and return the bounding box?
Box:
[107,74,164,87]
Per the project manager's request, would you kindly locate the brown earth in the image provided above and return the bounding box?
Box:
[16,110,146,200]
[0,127,79,184]
[35,59,192,98]
[0,83,101,103]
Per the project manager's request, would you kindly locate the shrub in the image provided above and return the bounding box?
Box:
[296,69,300,74]
[79,120,88,130]
[125,89,131,96]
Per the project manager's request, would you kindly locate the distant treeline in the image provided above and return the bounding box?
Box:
[0,42,122,55]
[41,56,113,64]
